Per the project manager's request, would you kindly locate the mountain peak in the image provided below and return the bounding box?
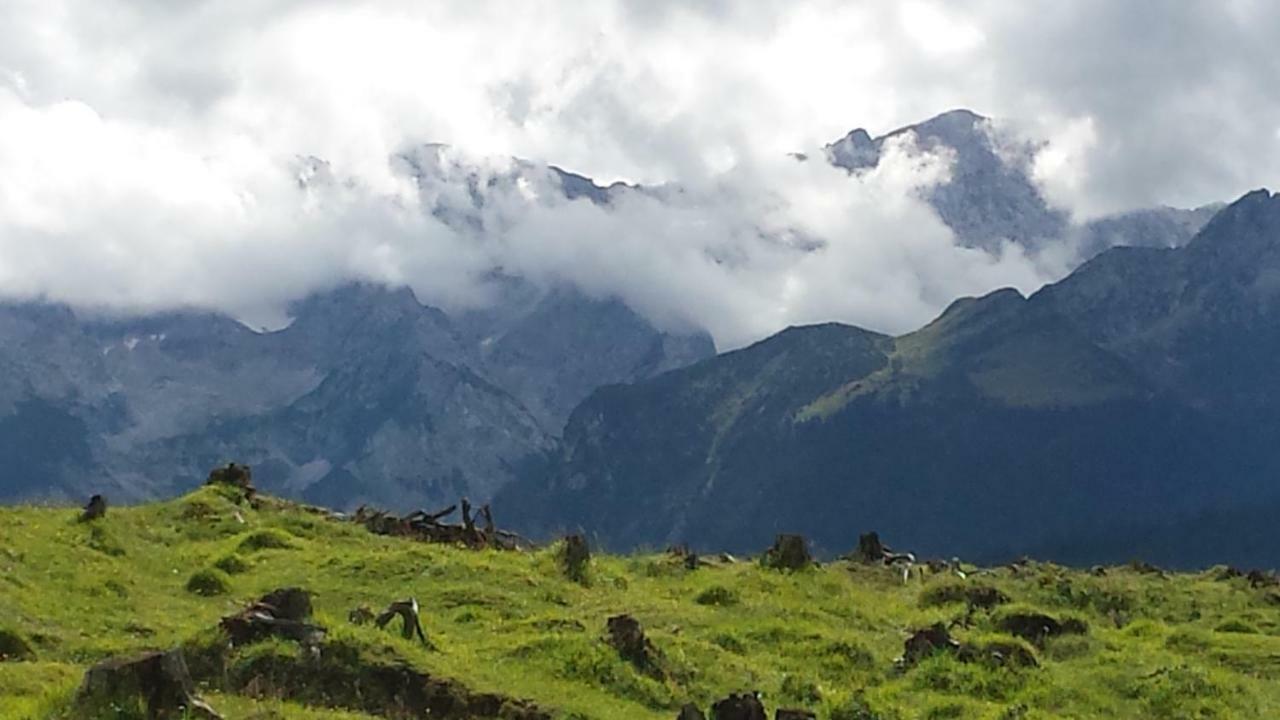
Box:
[1188,188,1280,252]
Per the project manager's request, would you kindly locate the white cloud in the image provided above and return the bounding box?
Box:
[0,0,1275,346]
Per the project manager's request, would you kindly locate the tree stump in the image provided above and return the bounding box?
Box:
[711,692,767,720]
[856,532,886,563]
[76,648,221,719]
[79,494,107,522]
[678,703,707,720]
[902,623,960,668]
[606,614,662,677]
[561,534,591,582]
[221,588,325,646]
[762,534,811,571]
[206,462,256,502]
[376,598,431,647]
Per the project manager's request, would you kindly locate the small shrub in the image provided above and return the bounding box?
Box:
[85,524,126,557]
[829,693,885,720]
[213,554,251,575]
[1214,618,1258,634]
[0,628,35,661]
[694,585,740,607]
[920,581,1009,609]
[180,500,217,520]
[711,633,746,654]
[186,568,231,596]
[238,529,294,552]
[823,640,877,669]
[781,673,823,704]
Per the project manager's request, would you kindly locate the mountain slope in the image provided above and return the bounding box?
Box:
[503,191,1280,565]
[0,281,711,510]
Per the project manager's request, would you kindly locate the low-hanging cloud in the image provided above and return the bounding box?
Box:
[0,0,1276,347]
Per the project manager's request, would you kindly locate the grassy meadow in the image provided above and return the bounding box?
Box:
[2,484,1280,718]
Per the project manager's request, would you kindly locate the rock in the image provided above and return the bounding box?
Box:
[606,614,662,677]
[76,648,221,719]
[678,703,707,720]
[1090,565,1108,577]
[855,532,886,563]
[901,623,960,668]
[711,692,767,720]
[762,534,812,571]
[561,534,591,582]
[79,494,107,522]
[776,710,817,720]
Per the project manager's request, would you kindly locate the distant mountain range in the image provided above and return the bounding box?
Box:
[0,282,711,509]
[0,110,1242,548]
[499,189,1280,567]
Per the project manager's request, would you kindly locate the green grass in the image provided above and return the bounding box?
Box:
[3,488,1280,718]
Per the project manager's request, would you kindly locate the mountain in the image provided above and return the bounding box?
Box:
[0,281,713,510]
[826,109,1216,257]
[500,190,1280,566]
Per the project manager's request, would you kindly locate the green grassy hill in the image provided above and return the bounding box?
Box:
[3,485,1280,719]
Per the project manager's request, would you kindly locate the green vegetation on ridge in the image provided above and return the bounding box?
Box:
[3,486,1280,718]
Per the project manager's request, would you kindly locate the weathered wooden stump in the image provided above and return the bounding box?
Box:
[677,703,707,720]
[856,532,886,563]
[606,614,662,677]
[221,588,325,646]
[205,462,257,502]
[902,623,960,668]
[376,598,431,647]
[561,534,591,582]
[762,534,811,570]
[76,648,221,719]
[79,494,107,522]
[710,692,767,720]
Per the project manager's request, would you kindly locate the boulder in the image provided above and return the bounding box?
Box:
[76,648,221,719]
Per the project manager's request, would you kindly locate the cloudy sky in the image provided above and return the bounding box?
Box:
[1,0,1277,347]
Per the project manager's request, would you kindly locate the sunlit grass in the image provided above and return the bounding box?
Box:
[3,486,1280,718]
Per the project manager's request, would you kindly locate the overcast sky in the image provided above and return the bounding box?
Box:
[1,0,1277,347]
